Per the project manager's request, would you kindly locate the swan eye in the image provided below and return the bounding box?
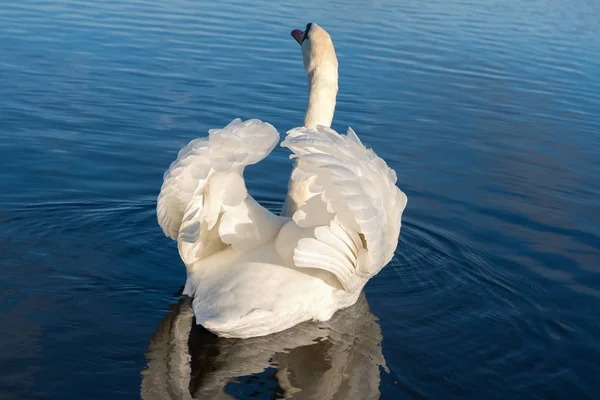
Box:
[303,23,313,42]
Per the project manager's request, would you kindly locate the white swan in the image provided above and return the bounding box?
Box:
[156,23,408,338]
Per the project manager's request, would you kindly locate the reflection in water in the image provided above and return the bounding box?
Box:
[141,293,387,399]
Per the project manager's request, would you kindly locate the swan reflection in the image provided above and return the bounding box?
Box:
[141,293,387,399]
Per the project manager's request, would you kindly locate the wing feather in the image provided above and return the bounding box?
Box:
[281,125,407,292]
[157,119,284,265]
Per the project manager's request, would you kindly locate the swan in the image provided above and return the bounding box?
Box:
[156,23,408,339]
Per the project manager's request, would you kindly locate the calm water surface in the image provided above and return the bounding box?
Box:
[1,0,600,398]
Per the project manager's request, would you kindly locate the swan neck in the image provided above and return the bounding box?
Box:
[303,70,338,129]
[282,66,338,217]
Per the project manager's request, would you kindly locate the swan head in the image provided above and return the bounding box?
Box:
[291,23,338,77]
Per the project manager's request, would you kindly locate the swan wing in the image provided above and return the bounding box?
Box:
[280,125,407,292]
[157,118,284,265]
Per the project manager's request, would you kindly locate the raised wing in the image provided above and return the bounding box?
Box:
[280,125,407,292]
[157,118,284,265]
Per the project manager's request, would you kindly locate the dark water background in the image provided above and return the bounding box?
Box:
[1,0,600,398]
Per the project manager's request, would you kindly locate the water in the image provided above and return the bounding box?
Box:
[1,0,599,398]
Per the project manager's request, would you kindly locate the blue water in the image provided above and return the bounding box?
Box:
[1,0,599,398]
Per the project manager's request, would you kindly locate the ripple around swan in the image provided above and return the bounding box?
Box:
[371,216,599,398]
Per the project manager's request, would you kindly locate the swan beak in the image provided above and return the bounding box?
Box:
[291,29,304,45]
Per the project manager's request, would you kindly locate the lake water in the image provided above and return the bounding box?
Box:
[1,0,599,398]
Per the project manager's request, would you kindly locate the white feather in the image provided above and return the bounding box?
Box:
[157,119,283,266]
[278,125,407,290]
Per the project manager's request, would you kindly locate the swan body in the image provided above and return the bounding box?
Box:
[157,23,407,338]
